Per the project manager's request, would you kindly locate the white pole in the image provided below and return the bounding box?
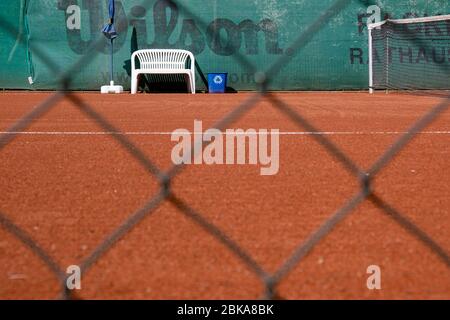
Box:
[213,1,218,71]
[368,25,374,94]
[385,30,389,92]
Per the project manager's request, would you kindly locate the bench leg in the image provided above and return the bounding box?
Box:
[189,74,195,94]
[184,74,191,94]
[131,73,138,94]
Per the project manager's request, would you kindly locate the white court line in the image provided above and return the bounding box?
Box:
[1,131,450,136]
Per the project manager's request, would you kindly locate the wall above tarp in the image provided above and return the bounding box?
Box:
[0,0,449,90]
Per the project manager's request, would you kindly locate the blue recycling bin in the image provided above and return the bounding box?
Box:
[207,73,227,93]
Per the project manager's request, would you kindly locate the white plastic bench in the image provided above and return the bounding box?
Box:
[131,49,196,94]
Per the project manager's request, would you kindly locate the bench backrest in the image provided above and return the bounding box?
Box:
[132,49,194,71]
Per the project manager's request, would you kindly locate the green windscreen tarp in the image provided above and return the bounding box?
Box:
[0,0,449,90]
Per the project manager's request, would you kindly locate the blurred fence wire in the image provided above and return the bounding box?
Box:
[0,0,449,300]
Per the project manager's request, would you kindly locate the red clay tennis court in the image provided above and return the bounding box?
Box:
[0,91,449,299]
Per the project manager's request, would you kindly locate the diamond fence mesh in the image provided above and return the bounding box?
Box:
[0,0,449,300]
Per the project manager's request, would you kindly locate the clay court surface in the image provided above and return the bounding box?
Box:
[0,91,449,299]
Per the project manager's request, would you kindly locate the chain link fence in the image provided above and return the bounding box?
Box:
[0,0,449,300]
